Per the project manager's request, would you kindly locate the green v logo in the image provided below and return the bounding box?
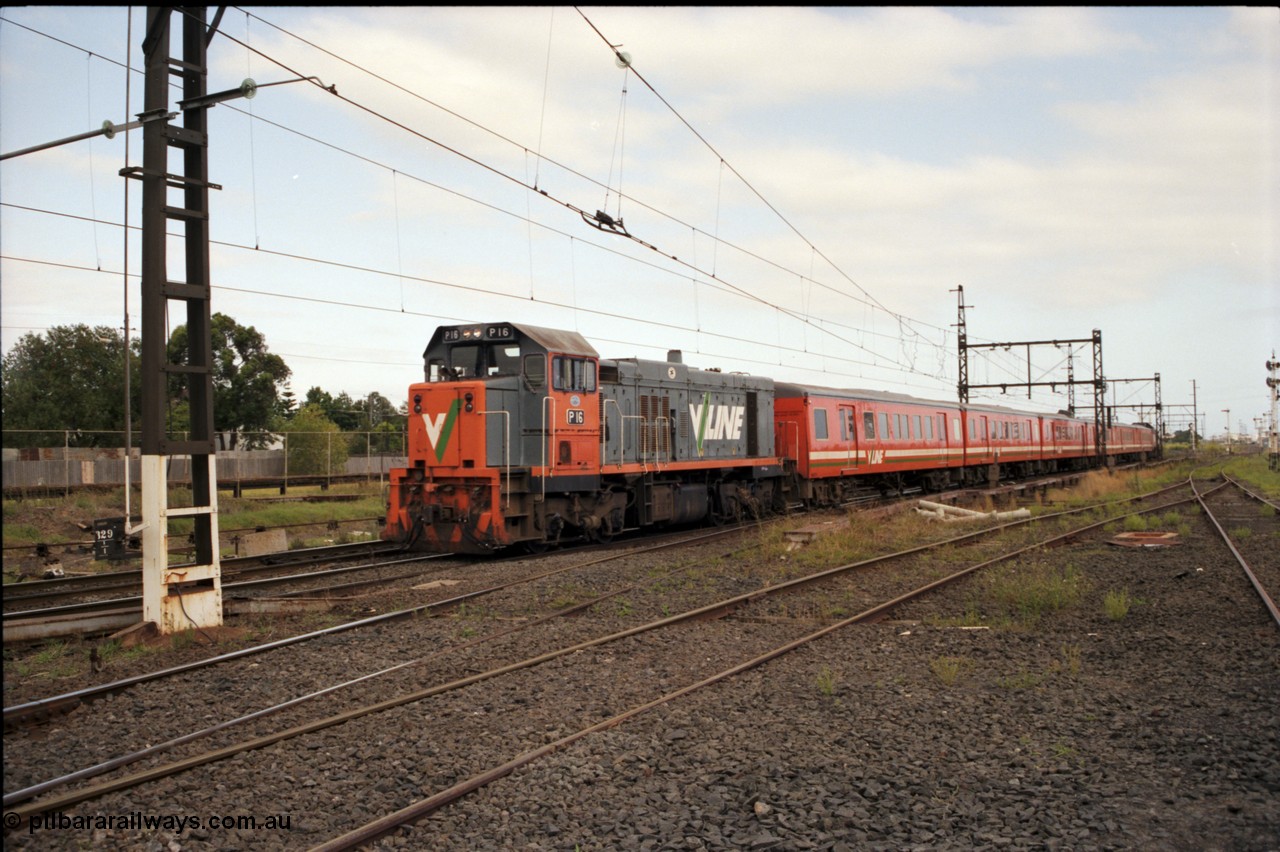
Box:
[422,400,461,462]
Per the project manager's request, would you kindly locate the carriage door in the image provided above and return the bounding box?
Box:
[839,405,858,472]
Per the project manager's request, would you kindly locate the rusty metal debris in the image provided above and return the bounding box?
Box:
[1108,531,1182,548]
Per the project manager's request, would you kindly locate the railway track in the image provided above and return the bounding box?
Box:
[1194,474,1280,628]
[0,469,1088,645]
[2,477,1214,837]
[2,539,406,613]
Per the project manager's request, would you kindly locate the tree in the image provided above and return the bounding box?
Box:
[167,313,290,450]
[1,325,140,447]
[280,404,348,475]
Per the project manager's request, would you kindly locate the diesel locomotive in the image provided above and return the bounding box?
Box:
[382,321,1157,553]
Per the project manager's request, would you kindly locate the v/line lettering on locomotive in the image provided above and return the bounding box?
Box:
[384,322,1157,554]
[690,394,746,452]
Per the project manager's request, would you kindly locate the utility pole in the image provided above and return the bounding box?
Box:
[136,6,223,634]
[1190,380,1198,455]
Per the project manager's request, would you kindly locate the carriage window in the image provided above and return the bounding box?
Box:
[926,416,934,441]
[863,411,876,439]
[969,419,976,440]
[912,415,922,441]
[880,412,891,439]
[814,409,829,440]
[952,417,961,442]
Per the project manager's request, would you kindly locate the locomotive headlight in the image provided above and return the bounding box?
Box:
[465,392,474,412]
[413,393,422,414]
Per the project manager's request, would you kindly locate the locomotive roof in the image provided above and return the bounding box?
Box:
[423,323,598,358]
[515,324,598,357]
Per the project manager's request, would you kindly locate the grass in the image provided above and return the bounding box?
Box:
[1121,513,1149,532]
[1103,588,1131,621]
[929,656,969,686]
[3,484,388,578]
[982,561,1088,626]
[816,666,838,696]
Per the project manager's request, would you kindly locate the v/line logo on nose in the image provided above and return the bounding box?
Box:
[421,399,461,462]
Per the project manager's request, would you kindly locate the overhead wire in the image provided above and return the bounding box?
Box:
[5,10,1077,399]
[5,9,961,371]
[185,13,932,379]
[228,10,960,355]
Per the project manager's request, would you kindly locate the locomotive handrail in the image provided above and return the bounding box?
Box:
[540,396,556,505]
[622,415,646,472]
[479,411,511,510]
[652,416,672,469]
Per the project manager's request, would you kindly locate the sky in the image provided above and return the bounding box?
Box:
[1,6,1276,441]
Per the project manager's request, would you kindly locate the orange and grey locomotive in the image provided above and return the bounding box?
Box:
[383,322,785,553]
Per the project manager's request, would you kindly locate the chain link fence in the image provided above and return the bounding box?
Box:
[2,430,407,493]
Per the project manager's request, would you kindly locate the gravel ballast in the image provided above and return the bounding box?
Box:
[5,490,1277,851]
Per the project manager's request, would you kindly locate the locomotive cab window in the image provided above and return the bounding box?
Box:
[523,354,546,389]
[552,356,596,392]
[486,343,522,377]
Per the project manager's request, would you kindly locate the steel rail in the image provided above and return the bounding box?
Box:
[3,483,1200,822]
[3,539,405,609]
[1,526,744,731]
[308,484,1205,850]
[1193,478,1280,630]
[3,552,445,624]
[1222,473,1280,512]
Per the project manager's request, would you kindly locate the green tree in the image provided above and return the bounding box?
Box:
[167,313,290,450]
[1,325,140,447]
[281,404,348,475]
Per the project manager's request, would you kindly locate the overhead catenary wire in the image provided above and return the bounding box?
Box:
[2,10,1066,405]
[4,9,957,368]
[226,10,958,340]
[2,200,946,381]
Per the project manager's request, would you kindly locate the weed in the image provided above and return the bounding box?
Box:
[1103,588,1131,621]
[1121,514,1149,532]
[816,667,838,696]
[998,670,1043,689]
[1229,527,1252,540]
[1059,643,1082,677]
[929,656,968,686]
[1050,740,1078,759]
[984,562,1087,625]
[1161,510,1183,527]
